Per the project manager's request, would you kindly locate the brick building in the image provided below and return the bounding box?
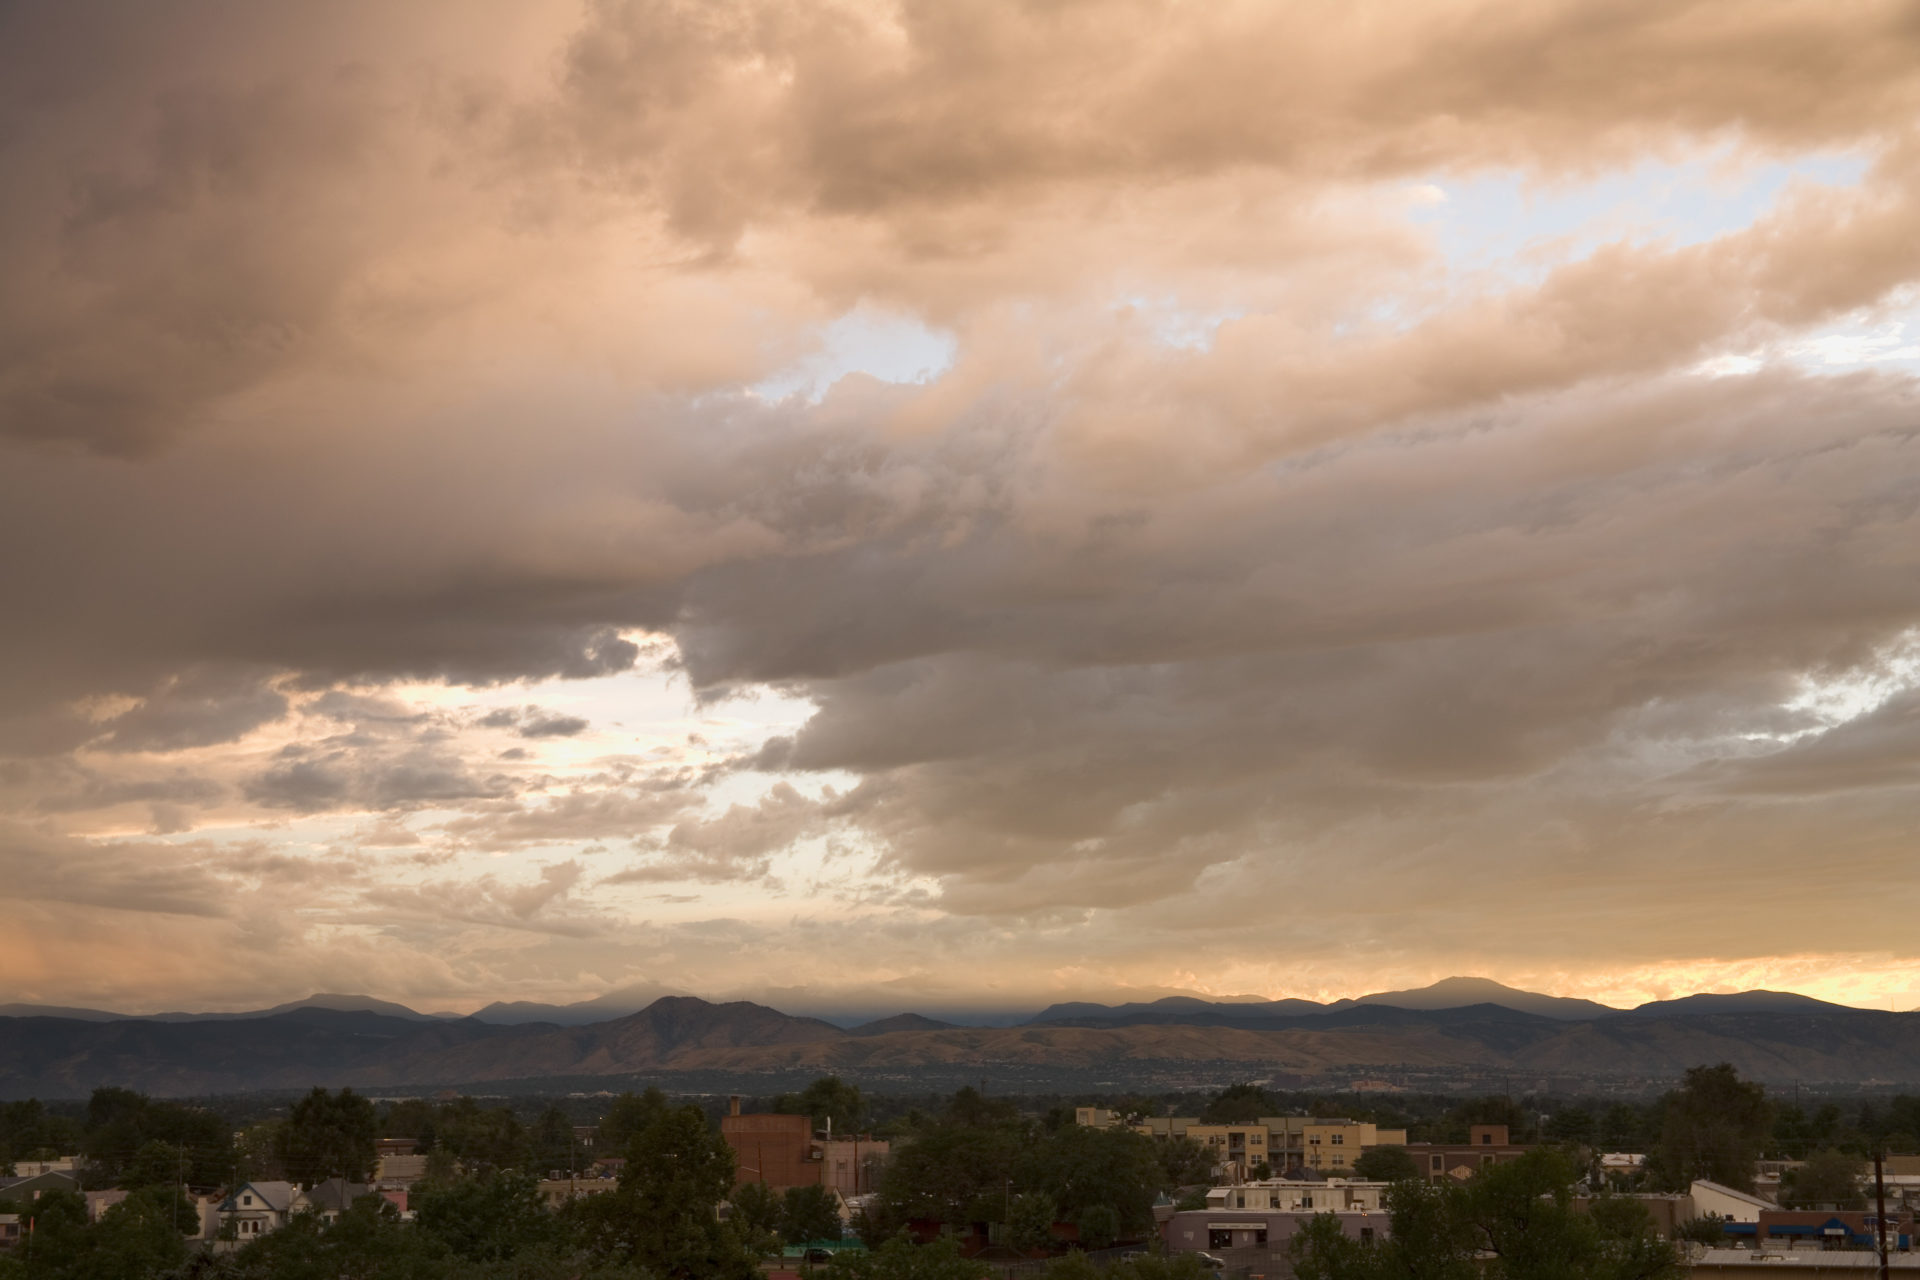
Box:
[1402,1124,1531,1182]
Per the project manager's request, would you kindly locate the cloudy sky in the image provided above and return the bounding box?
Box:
[6,0,1920,1020]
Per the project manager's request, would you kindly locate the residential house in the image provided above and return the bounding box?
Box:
[0,1171,79,1203]
[85,1189,130,1222]
[537,1176,619,1210]
[374,1153,429,1188]
[217,1181,296,1240]
[294,1178,374,1222]
[0,1216,19,1248]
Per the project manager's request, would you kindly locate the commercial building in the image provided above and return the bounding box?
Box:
[1207,1179,1393,1213]
[719,1097,888,1193]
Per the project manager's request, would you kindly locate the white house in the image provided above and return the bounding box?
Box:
[218,1181,296,1238]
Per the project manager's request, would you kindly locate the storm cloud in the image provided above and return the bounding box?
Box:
[3,0,1920,1015]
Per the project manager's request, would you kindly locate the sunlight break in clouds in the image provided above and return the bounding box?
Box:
[3,0,1920,1018]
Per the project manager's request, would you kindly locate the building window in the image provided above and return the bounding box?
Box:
[1210,1230,1232,1250]
[1331,1134,1344,1145]
[1431,1155,1443,1171]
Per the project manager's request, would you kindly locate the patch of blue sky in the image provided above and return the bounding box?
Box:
[1410,144,1871,286]
[752,303,956,402]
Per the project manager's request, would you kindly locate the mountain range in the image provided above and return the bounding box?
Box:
[1,978,1915,1099]
[0,975,1859,1028]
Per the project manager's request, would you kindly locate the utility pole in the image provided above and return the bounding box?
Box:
[1874,1149,1889,1280]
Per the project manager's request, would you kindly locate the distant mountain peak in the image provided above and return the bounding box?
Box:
[1337,977,1621,1021]
[848,1012,959,1037]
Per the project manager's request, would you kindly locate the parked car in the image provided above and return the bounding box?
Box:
[1195,1252,1226,1270]
[802,1247,834,1264]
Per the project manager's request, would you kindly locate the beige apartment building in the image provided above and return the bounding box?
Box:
[1073,1108,1406,1178]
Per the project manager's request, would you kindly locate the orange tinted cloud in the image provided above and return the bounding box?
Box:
[2,0,1919,1015]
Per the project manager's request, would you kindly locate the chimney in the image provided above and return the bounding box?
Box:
[729,1095,742,1116]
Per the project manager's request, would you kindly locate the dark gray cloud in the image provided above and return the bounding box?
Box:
[244,745,516,813]
[91,668,289,753]
[4,0,1920,1012]
[474,705,594,737]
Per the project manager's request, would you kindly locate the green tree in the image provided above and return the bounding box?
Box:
[1547,1108,1597,1145]
[462,1242,663,1279]
[1019,1123,1163,1237]
[75,1188,192,1280]
[1160,1135,1215,1186]
[530,1105,580,1175]
[1200,1084,1273,1124]
[1466,1151,1679,1280]
[578,1103,756,1280]
[1005,1192,1057,1251]
[381,1098,440,1146]
[414,1169,558,1262]
[1648,1065,1771,1193]
[277,1087,377,1185]
[597,1090,670,1157]
[1292,1155,1679,1280]
[1674,1215,1732,1245]
[1072,1202,1120,1250]
[229,1193,451,1280]
[1351,1146,1421,1183]
[775,1077,866,1134]
[1778,1149,1865,1209]
[0,1100,83,1173]
[943,1088,1018,1131]
[235,1121,287,1182]
[783,1183,845,1244]
[1290,1211,1388,1280]
[825,1233,990,1280]
[80,1088,237,1189]
[434,1098,529,1174]
[730,1178,784,1246]
[874,1124,1021,1229]
[1381,1179,1478,1280]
